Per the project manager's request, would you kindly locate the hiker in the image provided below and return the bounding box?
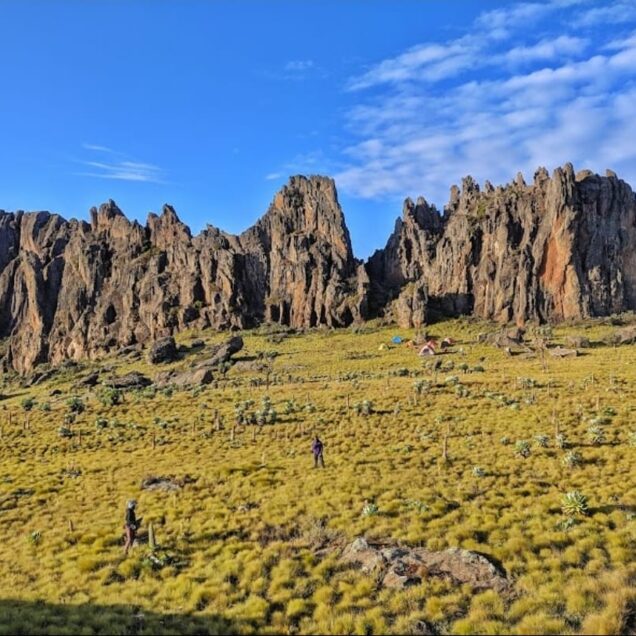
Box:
[123,499,139,555]
[312,436,325,468]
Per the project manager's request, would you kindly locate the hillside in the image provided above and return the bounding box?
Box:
[0,318,635,634]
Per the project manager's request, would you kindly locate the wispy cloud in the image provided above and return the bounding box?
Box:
[335,0,636,204]
[263,58,327,81]
[285,59,314,72]
[76,145,165,183]
[265,172,282,181]
[81,143,113,153]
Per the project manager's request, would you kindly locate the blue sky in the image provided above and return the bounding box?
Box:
[1,1,636,258]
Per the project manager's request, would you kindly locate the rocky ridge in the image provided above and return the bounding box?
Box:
[1,165,635,373]
[369,164,636,328]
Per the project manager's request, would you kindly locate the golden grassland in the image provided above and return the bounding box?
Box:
[0,318,635,635]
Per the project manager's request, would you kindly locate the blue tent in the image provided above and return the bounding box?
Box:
[392,336,403,344]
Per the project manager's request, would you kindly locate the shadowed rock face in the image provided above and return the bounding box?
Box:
[1,165,636,372]
[0,176,366,373]
[368,164,636,328]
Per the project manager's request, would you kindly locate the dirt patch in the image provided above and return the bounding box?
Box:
[140,475,196,492]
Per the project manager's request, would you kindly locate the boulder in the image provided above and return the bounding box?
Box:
[198,336,244,368]
[565,335,590,348]
[549,346,578,358]
[27,369,57,386]
[616,325,636,345]
[154,367,213,388]
[80,371,100,387]
[104,372,152,390]
[340,538,510,594]
[117,344,141,358]
[148,337,178,364]
[340,537,385,574]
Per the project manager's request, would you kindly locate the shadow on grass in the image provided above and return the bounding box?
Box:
[0,390,28,401]
[591,504,636,515]
[0,597,246,635]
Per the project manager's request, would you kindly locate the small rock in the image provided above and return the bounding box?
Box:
[408,620,436,635]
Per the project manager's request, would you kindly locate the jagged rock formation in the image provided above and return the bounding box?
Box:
[369,164,636,327]
[0,176,366,373]
[366,196,442,328]
[1,164,636,373]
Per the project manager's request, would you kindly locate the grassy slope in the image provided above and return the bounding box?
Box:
[0,318,635,635]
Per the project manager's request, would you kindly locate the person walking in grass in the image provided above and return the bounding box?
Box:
[123,499,139,555]
[312,435,325,468]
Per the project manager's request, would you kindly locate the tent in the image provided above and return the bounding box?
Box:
[378,343,388,351]
[440,337,454,350]
[419,344,435,356]
[392,336,403,344]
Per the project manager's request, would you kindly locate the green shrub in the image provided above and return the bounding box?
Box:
[587,426,604,446]
[561,491,589,517]
[21,397,35,412]
[515,440,531,458]
[362,502,379,516]
[99,387,122,407]
[66,396,85,414]
[562,450,582,469]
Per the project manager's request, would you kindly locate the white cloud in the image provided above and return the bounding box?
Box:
[347,0,592,91]
[76,146,165,183]
[476,0,589,32]
[348,39,479,90]
[265,172,282,180]
[335,1,636,205]
[504,35,587,64]
[574,1,636,26]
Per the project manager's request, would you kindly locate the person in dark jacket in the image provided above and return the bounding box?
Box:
[123,500,139,555]
[312,436,325,468]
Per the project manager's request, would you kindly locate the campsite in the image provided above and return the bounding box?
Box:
[1,317,635,634]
